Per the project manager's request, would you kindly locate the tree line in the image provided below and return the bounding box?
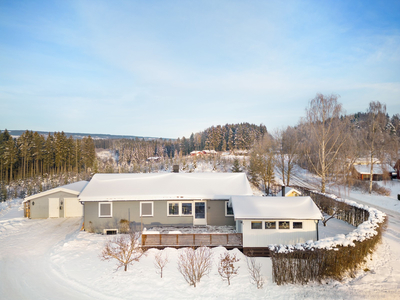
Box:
[0,130,96,184]
[247,94,400,195]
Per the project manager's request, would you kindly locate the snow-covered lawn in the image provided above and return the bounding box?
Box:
[1,198,398,300]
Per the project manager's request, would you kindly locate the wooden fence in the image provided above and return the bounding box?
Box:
[142,233,242,248]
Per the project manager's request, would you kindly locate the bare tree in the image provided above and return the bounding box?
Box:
[177,247,213,287]
[246,254,264,289]
[154,251,169,278]
[218,251,240,285]
[274,126,298,186]
[248,137,276,195]
[304,93,348,193]
[101,232,144,271]
[362,101,390,194]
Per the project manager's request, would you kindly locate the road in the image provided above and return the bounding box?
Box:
[276,168,400,298]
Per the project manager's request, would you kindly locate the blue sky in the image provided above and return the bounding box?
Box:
[0,0,399,138]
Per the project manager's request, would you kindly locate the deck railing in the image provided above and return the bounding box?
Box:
[142,233,242,248]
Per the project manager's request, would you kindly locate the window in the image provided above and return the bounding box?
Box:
[168,202,179,216]
[265,221,276,229]
[99,202,112,218]
[293,222,303,229]
[181,203,192,215]
[140,202,153,217]
[279,221,290,229]
[225,201,234,216]
[167,202,193,216]
[251,221,262,229]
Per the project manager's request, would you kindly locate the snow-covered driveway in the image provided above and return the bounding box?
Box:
[0,208,113,300]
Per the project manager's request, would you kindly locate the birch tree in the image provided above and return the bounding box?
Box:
[362,101,389,194]
[304,94,347,193]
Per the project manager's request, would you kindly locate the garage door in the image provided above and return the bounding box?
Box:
[48,198,59,218]
[64,198,83,217]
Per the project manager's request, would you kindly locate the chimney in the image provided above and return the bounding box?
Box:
[173,165,179,173]
[281,186,286,197]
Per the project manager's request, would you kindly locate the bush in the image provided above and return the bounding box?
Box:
[101,232,144,271]
[178,247,213,287]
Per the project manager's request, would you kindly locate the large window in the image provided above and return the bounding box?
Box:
[225,201,234,216]
[99,202,112,218]
[251,221,262,229]
[167,202,193,216]
[140,202,153,217]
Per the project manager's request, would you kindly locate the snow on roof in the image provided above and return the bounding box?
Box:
[79,173,253,202]
[285,187,301,196]
[23,180,89,202]
[353,164,395,175]
[231,196,323,220]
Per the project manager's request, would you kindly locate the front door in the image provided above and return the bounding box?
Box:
[193,201,207,225]
[48,198,59,218]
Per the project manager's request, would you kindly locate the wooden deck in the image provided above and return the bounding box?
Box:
[142,233,243,249]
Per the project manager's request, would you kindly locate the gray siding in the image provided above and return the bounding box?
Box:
[84,199,234,233]
[207,200,235,226]
[29,191,80,219]
[84,201,193,233]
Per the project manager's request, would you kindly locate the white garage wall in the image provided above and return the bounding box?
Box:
[64,198,83,217]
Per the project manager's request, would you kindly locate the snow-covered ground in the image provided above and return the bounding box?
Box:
[0,196,397,300]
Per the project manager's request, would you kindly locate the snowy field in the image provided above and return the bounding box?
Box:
[0,197,399,299]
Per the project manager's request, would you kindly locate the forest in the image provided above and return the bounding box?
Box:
[1,94,399,201]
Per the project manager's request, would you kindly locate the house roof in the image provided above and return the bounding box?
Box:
[78,173,253,202]
[231,196,323,220]
[353,164,395,175]
[285,187,301,196]
[23,181,89,202]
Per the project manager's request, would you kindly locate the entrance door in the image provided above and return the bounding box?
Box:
[48,198,59,218]
[193,201,207,225]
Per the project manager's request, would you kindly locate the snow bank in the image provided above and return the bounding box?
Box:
[270,191,386,253]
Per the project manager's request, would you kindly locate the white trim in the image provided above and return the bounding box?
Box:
[23,188,79,203]
[167,201,180,216]
[140,201,154,217]
[99,202,112,218]
[225,200,234,217]
[193,201,207,225]
[181,202,193,216]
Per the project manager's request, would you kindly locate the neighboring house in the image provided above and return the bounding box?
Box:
[23,181,88,219]
[394,159,400,179]
[352,164,396,181]
[284,187,302,197]
[190,150,218,156]
[79,173,253,233]
[231,196,322,252]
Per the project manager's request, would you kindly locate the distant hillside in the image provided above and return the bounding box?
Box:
[6,130,174,141]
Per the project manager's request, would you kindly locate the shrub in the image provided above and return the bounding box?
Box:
[178,247,213,287]
[246,252,264,289]
[218,251,240,285]
[154,251,169,278]
[101,232,144,271]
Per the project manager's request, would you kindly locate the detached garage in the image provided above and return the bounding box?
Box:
[23,181,88,219]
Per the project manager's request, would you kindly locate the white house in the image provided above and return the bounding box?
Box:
[78,173,253,233]
[231,196,323,250]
